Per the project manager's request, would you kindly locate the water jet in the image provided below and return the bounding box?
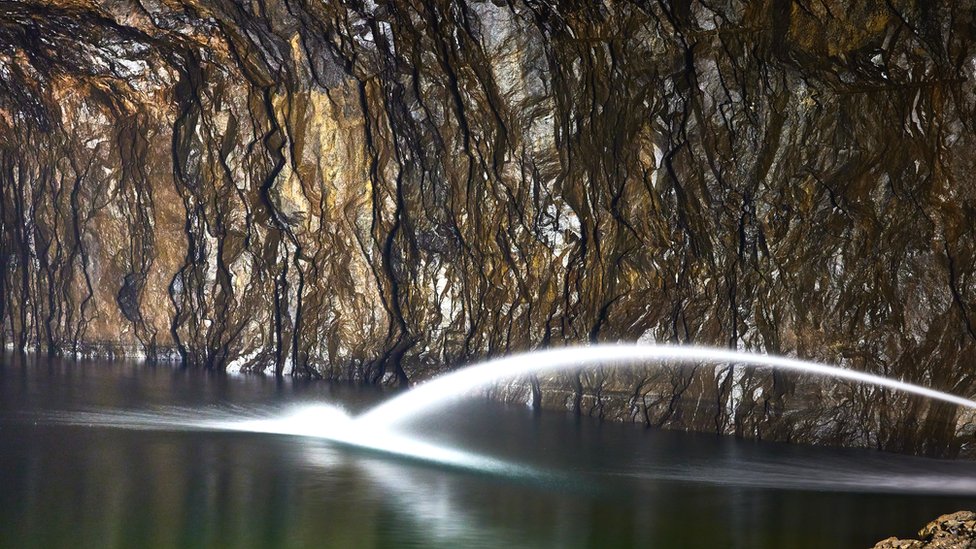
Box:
[355,344,976,430]
[33,345,976,477]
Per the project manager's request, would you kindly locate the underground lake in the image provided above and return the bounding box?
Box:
[2,351,976,548]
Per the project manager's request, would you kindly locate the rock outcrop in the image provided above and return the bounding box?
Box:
[874,511,976,549]
[1,0,975,456]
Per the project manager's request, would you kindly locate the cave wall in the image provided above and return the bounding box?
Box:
[1,0,975,456]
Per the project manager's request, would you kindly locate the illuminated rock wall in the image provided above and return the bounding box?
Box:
[1,0,974,455]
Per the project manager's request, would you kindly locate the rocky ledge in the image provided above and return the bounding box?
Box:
[874,512,976,549]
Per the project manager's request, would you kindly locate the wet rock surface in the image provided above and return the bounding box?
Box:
[1,0,975,456]
[873,511,976,549]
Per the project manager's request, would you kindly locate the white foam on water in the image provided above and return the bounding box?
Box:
[202,404,533,476]
[36,403,534,476]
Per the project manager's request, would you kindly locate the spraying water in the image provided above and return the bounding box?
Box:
[209,404,534,475]
[355,344,976,429]
[26,344,976,480]
[40,404,536,475]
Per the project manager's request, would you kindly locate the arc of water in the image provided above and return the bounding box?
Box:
[355,344,976,429]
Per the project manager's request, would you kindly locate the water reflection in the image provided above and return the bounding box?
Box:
[3,354,976,548]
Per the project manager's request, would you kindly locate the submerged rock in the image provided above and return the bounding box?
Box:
[873,511,976,548]
[0,0,975,456]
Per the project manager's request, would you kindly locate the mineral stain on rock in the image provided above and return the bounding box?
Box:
[0,0,974,456]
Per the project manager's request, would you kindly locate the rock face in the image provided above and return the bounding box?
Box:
[0,0,975,456]
[873,511,976,548]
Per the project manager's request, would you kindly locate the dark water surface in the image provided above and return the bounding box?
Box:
[2,355,975,548]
